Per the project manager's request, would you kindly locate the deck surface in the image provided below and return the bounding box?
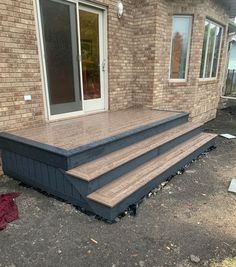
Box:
[9,109,180,150]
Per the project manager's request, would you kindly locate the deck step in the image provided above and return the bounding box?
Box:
[67,122,202,181]
[87,133,216,208]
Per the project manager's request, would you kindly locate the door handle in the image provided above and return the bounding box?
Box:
[102,59,106,72]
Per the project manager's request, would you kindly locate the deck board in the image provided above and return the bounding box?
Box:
[9,109,180,150]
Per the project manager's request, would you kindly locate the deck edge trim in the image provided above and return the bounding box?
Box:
[0,132,69,156]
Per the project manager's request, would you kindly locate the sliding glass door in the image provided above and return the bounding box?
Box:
[40,0,82,115]
[39,0,106,117]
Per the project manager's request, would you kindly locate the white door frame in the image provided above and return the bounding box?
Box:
[34,0,108,121]
[79,4,106,113]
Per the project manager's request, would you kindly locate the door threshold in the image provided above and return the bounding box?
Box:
[47,109,107,123]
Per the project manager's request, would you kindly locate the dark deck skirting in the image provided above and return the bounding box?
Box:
[2,150,92,212]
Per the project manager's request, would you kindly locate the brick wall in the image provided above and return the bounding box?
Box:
[0,0,45,131]
[0,0,231,131]
[151,0,229,122]
[98,0,135,111]
[132,0,158,108]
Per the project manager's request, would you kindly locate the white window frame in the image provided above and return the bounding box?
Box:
[199,19,223,81]
[169,15,192,82]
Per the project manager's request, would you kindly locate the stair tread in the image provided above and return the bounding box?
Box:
[87,133,217,207]
[67,122,202,181]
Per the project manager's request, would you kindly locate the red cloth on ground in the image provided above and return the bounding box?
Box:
[0,193,20,231]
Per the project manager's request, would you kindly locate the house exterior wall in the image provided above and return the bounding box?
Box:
[164,0,229,123]
[0,0,231,131]
[135,0,229,123]
[132,0,158,108]
[0,0,44,131]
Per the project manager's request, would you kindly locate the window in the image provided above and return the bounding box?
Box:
[200,20,223,79]
[170,16,192,80]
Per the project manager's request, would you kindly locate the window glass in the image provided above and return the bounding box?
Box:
[200,20,223,79]
[212,27,222,77]
[205,24,217,77]
[200,21,210,78]
[170,16,192,79]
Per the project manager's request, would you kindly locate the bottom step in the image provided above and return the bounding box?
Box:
[87,133,217,220]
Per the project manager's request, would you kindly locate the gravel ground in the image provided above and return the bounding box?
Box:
[0,108,236,267]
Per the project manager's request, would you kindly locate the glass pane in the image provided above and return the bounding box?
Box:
[80,10,101,100]
[205,24,217,78]
[200,21,210,78]
[40,0,77,105]
[170,16,191,79]
[212,27,222,77]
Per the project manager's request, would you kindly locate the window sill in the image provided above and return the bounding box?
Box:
[168,80,188,87]
[198,78,218,85]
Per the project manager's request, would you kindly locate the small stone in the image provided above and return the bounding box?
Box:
[90,238,98,244]
[153,188,159,193]
[58,249,62,254]
[186,170,196,174]
[190,255,200,263]
[114,217,120,223]
[139,260,145,267]
[161,181,168,187]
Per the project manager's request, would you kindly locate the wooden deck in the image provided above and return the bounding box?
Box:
[0,108,217,221]
[10,109,180,150]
